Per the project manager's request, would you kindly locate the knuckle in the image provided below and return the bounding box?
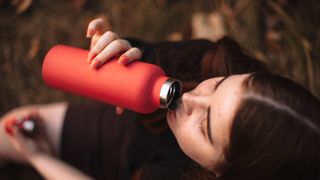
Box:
[88,21,98,29]
[124,40,131,48]
[88,18,105,30]
[104,31,118,39]
[131,47,141,54]
[94,57,104,63]
[88,21,95,29]
[127,48,141,58]
[95,18,104,23]
[112,39,124,48]
[90,46,98,53]
[91,18,103,26]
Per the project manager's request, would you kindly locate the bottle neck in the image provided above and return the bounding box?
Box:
[159,78,182,110]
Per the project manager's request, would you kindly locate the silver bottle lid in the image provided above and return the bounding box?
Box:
[159,78,182,110]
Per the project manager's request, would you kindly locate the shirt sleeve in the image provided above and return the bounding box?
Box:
[126,37,266,80]
[126,38,213,81]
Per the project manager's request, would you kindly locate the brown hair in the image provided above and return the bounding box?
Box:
[218,72,320,180]
[201,37,266,79]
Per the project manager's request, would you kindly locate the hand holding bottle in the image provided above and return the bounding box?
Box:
[86,18,142,69]
[86,18,142,114]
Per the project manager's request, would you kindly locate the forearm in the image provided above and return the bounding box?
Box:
[29,154,92,180]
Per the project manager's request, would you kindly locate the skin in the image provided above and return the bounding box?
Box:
[167,75,248,174]
[0,18,247,178]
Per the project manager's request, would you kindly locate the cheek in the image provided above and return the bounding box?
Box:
[168,113,223,168]
[169,115,211,162]
[175,123,204,158]
[175,126,217,168]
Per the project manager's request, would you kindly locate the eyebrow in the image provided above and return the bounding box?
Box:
[207,107,214,144]
[214,76,230,91]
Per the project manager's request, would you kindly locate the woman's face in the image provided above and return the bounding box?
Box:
[167,74,249,173]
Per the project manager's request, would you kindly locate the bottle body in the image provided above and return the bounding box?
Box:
[42,45,181,113]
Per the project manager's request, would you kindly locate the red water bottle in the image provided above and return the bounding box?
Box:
[42,45,181,113]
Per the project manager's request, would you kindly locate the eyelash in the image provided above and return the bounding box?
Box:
[212,79,220,90]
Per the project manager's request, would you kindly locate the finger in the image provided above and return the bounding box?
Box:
[86,18,105,38]
[90,34,102,50]
[115,106,124,115]
[90,39,131,69]
[118,47,142,65]
[88,31,118,63]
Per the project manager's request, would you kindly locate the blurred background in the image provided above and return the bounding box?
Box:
[0,0,319,115]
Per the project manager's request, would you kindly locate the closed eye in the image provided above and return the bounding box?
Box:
[207,107,213,144]
[200,108,213,144]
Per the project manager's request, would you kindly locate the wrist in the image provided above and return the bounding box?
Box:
[28,152,52,165]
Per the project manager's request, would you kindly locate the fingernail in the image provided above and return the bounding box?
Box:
[90,59,101,69]
[5,123,13,136]
[118,55,129,65]
[87,51,97,63]
[4,119,16,136]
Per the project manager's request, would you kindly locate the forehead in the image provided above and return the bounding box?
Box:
[209,74,248,146]
[210,74,247,119]
[219,74,248,90]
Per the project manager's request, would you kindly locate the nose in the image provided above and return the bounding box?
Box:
[181,93,193,115]
[181,92,207,115]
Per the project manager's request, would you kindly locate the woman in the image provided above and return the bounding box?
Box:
[1,18,320,179]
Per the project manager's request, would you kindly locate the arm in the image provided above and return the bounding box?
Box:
[29,153,92,180]
[128,37,267,82]
[4,109,92,179]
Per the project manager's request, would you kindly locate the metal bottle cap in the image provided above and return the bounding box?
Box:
[159,78,182,110]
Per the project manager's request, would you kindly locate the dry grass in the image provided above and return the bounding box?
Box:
[0,0,319,114]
